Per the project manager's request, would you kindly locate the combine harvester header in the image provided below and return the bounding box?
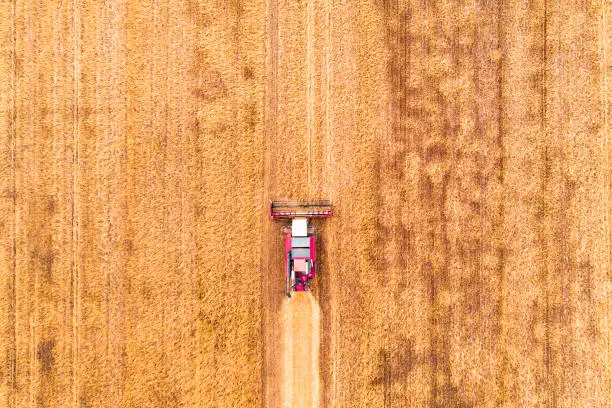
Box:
[270,200,332,298]
[269,200,333,219]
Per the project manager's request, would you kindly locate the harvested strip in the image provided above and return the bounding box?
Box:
[281,293,320,408]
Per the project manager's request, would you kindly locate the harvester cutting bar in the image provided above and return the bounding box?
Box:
[270,200,332,219]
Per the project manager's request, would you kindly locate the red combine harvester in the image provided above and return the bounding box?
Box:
[270,200,332,298]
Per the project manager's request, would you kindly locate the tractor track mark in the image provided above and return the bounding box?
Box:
[306,0,314,193]
[71,0,81,405]
[540,3,556,404]
[319,2,341,405]
[495,0,507,403]
[603,0,611,403]
[535,1,558,405]
[262,0,280,406]
[8,0,17,405]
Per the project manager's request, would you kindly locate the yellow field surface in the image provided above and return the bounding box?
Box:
[0,0,609,407]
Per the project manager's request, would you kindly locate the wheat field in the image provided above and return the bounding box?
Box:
[0,0,609,407]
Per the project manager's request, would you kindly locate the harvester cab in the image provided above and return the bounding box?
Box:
[270,200,332,298]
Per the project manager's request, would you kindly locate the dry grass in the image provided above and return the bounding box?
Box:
[0,0,609,407]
